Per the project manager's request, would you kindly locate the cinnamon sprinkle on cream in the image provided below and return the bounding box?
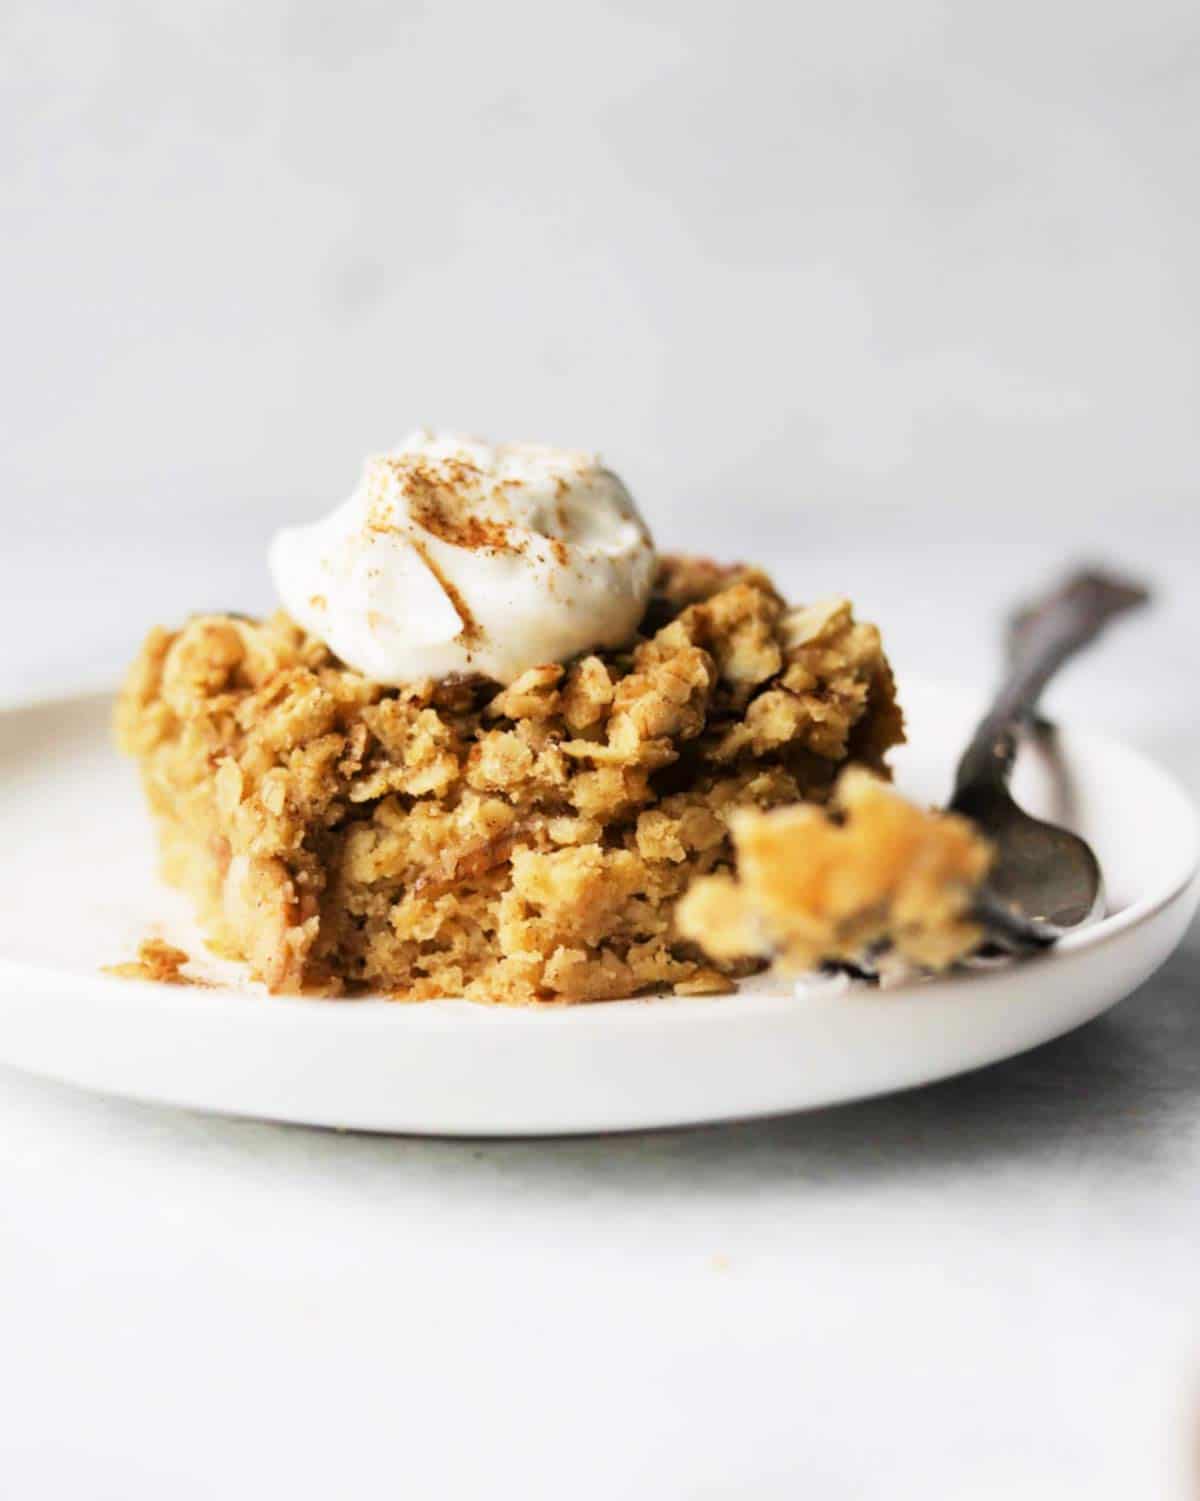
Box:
[411,538,483,644]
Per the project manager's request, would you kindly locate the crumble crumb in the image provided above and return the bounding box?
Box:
[677,768,993,975]
[105,938,199,986]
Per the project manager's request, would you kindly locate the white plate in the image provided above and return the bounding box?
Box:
[0,678,1195,1135]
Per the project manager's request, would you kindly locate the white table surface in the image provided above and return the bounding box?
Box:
[3,504,1198,1500]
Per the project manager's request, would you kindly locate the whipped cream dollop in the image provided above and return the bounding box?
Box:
[269,431,657,685]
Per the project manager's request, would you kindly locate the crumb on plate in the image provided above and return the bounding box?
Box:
[104,937,200,986]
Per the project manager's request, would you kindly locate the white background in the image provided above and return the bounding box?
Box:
[3,3,1200,1497]
[7,2,1200,531]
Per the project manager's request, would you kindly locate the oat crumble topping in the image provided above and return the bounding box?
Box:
[115,558,904,1003]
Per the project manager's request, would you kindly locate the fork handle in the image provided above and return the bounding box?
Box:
[952,568,1148,802]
